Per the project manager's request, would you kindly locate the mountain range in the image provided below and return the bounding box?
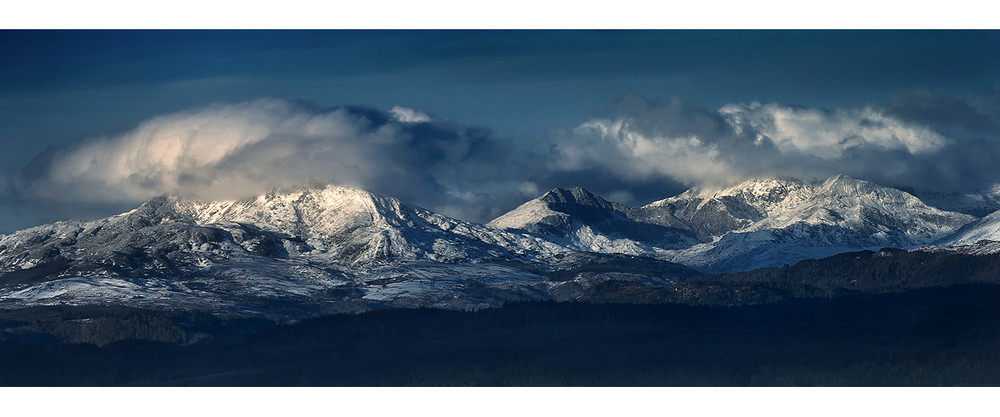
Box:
[2,174,999,321]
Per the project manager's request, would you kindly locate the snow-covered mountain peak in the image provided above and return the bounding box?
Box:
[714,177,807,197]
[818,174,885,196]
[538,187,615,208]
[0,183,571,277]
[645,175,969,227]
[174,183,419,233]
[600,175,976,271]
[489,187,699,255]
[489,187,625,232]
[122,194,191,227]
[735,175,975,244]
[162,185,482,264]
[708,178,812,212]
[487,198,566,232]
[645,177,812,216]
[635,177,817,240]
[2,177,996,316]
[649,177,804,203]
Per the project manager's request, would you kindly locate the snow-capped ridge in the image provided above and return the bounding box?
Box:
[939,209,1000,247]
[538,187,617,208]
[169,183,565,265]
[0,182,689,317]
[489,187,623,233]
[489,186,699,255]
[489,175,977,272]
[0,177,995,318]
[0,176,987,281]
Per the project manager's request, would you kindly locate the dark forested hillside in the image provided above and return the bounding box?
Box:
[3,283,1000,386]
[580,249,1000,306]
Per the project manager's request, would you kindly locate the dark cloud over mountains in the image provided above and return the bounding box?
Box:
[7,91,1000,228]
[552,92,1000,195]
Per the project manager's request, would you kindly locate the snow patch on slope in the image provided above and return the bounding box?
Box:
[488,199,567,232]
[932,209,1000,254]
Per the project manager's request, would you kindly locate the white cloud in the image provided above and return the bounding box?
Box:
[14,94,1000,229]
[20,99,543,223]
[720,103,947,158]
[563,118,733,187]
[552,95,969,193]
[390,106,432,123]
[34,99,375,202]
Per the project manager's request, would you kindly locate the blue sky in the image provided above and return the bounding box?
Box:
[1,30,998,232]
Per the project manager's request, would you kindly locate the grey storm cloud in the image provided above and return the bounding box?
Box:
[550,93,1000,195]
[884,88,1000,136]
[14,93,1000,227]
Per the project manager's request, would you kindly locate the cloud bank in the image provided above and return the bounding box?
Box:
[552,93,1000,194]
[12,92,1000,228]
[19,99,539,222]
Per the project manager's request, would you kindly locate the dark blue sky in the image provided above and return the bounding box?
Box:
[1,30,998,231]
[4,30,997,150]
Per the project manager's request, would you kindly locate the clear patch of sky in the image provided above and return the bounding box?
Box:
[3,30,996,126]
[5,30,997,93]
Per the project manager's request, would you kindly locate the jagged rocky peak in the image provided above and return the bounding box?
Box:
[807,174,939,204]
[816,175,973,230]
[538,187,617,209]
[665,175,892,203]
[634,178,811,240]
[172,183,570,265]
[3,175,998,316]
[720,175,975,233]
[818,174,889,196]
[488,187,698,254]
[173,183,433,237]
[0,183,553,275]
[169,184,438,263]
[123,194,193,228]
[489,187,625,233]
[720,177,812,208]
[489,192,572,234]
[634,174,979,244]
[648,177,810,212]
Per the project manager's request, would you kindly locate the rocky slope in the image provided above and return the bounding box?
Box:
[661,176,974,271]
[0,185,692,318]
[491,175,975,272]
[0,176,995,319]
[488,187,698,256]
